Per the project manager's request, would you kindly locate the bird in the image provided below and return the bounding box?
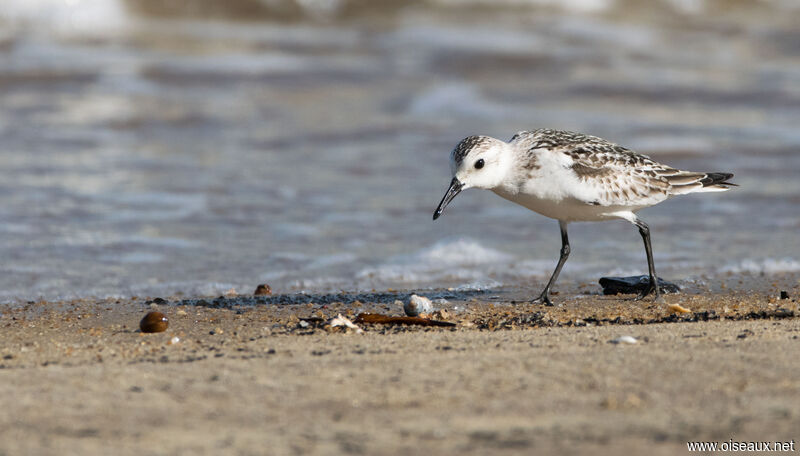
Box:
[432,128,735,305]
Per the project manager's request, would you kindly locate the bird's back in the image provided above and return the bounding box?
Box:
[502,129,735,220]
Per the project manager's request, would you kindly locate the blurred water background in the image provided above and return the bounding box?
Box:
[0,0,799,302]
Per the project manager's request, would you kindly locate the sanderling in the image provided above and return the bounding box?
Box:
[432,129,735,305]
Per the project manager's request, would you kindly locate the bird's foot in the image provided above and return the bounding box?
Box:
[634,280,662,302]
[532,294,555,307]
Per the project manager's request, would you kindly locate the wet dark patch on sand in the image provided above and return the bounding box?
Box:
[175,289,491,308]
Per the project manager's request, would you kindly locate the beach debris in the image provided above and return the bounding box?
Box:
[168,336,180,345]
[140,311,169,333]
[254,284,272,296]
[780,290,790,300]
[355,313,456,327]
[747,308,795,319]
[224,288,237,297]
[668,303,692,314]
[609,335,638,345]
[599,275,680,295]
[298,317,325,328]
[601,393,643,410]
[404,294,433,317]
[328,314,363,334]
[176,309,188,317]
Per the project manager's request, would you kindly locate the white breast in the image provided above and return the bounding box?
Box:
[491,150,645,222]
[492,188,625,221]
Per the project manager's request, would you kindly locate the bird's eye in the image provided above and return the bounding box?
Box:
[474,159,485,169]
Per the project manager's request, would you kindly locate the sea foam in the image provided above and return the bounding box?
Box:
[355,237,512,285]
[719,258,800,275]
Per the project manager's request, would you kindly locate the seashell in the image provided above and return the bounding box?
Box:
[610,335,637,345]
[404,294,433,317]
[329,314,363,333]
[140,311,168,333]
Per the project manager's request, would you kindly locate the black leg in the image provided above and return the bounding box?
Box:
[633,219,661,301]
[534,221,570,306]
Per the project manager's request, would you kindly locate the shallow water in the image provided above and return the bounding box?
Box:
[0,0,798,302]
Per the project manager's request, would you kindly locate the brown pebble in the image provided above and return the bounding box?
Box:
[140,311,168,333]
[254,284,272,296]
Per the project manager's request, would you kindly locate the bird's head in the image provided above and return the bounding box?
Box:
[433,135,510,220]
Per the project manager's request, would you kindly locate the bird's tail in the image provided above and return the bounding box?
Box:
[697,172,736,192]
[664,171,736,194]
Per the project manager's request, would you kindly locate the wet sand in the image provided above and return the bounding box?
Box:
[1,276,799,455]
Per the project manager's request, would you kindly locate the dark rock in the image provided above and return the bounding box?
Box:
[743,309,795,320]
[693,310,718,321]
[780,290,790,300]
[599,275,680,295]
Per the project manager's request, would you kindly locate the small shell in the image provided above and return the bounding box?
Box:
[404,294,433,317]
[610,335,638,345]
[329,314,363,333]
[668,303,691,314]
[140,311,168,333]
[254,284,272,296]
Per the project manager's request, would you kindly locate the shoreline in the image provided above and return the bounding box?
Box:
[1,279,799,454]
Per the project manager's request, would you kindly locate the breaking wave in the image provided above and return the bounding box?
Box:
[719,258,800,275]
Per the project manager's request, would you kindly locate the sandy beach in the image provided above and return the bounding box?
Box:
[2,276,798,455]
[1,1,799,455]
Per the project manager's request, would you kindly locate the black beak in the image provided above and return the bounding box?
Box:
[433,177,463,220]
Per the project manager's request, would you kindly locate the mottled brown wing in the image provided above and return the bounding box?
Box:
[562,145,674,207]
[513,129,732,205]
